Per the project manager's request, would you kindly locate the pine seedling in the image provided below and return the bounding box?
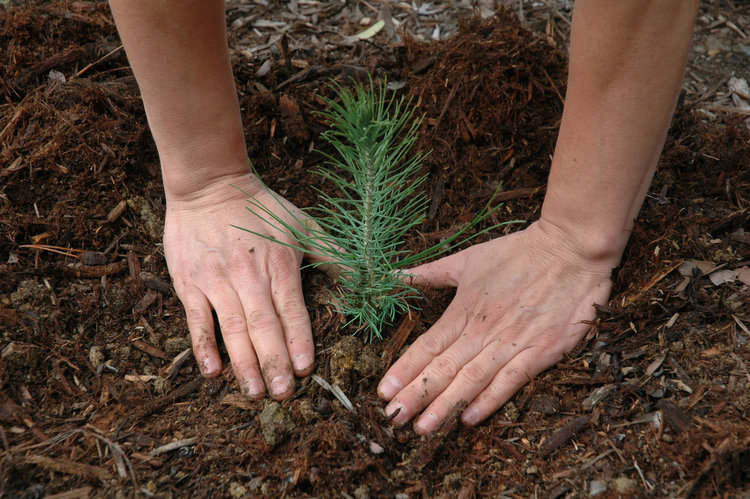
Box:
[236,78,520,342]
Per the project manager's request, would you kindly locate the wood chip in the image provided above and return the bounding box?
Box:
[163,348,193,378]
[540,415,592,456]
[106,200,127,223]
[149,437,199,456]
[645,351,668,378]
[27,455,113,481]
[132,290,159,315]
[221,392,256,411]
[409,399,467,469]
[44,487,93,499]
[131,337,169,360]
[582,384,616,411]
[656,399,691,434]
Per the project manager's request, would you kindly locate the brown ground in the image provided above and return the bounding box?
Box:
[1,1,749,498]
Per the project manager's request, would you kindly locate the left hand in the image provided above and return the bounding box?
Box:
[377,221,614,434]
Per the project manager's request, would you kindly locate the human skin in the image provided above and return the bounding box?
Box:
[380,0,700,433]
[108,0,700,429]
[109,0,319,399]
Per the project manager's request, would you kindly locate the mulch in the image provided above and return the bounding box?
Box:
[1,2,748,497]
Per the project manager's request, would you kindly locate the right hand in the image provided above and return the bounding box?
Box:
[163,171,317,400]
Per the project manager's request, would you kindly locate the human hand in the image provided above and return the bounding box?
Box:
[377,220,614,433]
[163,172,317,400]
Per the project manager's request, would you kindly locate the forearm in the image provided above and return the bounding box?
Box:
[109,0,252,200]
[540,0,699,266]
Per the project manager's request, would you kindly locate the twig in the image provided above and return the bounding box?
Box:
[433,83,459,133]
[541,66,564,106]
[149,437,199,457]
[311,375,354,411]
[409,400,467,469]
[131,375,204,420]
[706,105,750,116]
[539,415,591,455]
[75,45,124,78]
[633,458,654,491]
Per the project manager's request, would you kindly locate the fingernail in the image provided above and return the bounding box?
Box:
[462,406,480,426]
[293,354,312,372]
[378,376,402,400]
[201,357,219,376]
[244,378,265,398]
[416,412,439,434]
[385,401,407,426]
[270,375,291,397]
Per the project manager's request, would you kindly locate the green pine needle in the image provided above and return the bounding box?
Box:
[235,77,522,341]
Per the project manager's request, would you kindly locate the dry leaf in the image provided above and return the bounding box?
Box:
[355,19,385,40]
[678,259,716,277]
[735,266,750,286]
[709,269,738,286]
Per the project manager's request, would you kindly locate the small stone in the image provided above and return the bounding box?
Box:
[10,280,41,304]
[525,465,539,475]
[164,336,191,356]
[502,401,519,421]
[299,399,318,422]
[614,476,636,494]
[259,401,295,447]
[354,485,370,499]
[442,472,462,489]
[2,342,32,364]
[247,477,263,492]
[228,481,247,498]
[589,480,607,496]
[662,433,673,443]
[368,441,384,454]
[395,494,409,499]
[127,196,163,240]
[89,345,105,368]
[116,345,133,361]
[153,376,170,394]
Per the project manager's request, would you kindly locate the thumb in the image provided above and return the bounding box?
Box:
[405,250,467,288]
[299,217,346,281]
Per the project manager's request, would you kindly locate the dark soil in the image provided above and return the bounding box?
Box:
[1,2,749,498]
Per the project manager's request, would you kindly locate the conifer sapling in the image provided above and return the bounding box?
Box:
[235,78,520,341]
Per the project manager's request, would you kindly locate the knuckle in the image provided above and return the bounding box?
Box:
[246,310,280,333]
[219,314,248,338]
[430,354,460,379]
[267,245,298,270]
[278,308,310,330]
[501,365,528,385]
[460,362,489,385]
[415,333,445,358]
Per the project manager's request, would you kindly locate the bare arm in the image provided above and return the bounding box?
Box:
[109,0,315,400]
[108,0,251,199]
[541,0,699,265]
[379,0,700,433]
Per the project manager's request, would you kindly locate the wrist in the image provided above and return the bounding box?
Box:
[535,212,628,270]
[162,157,263,207]
[159,129,256,202]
